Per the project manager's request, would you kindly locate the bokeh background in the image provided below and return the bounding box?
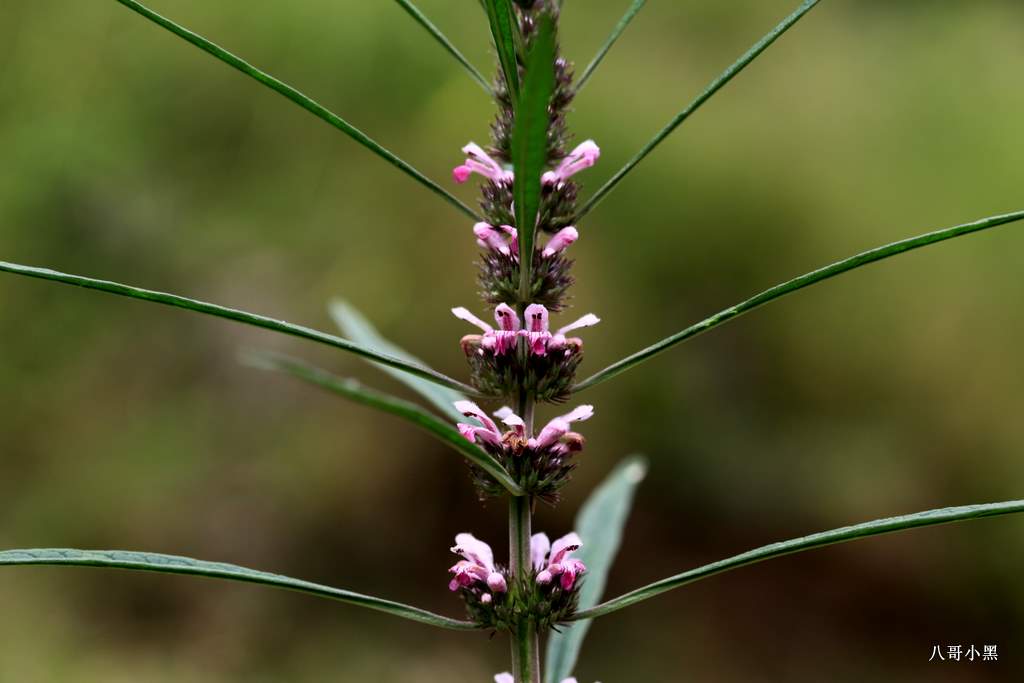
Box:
[2,1,1023,681]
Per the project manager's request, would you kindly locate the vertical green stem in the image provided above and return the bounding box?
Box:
[510,392,539,683]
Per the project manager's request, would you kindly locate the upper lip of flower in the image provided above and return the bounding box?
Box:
[542,139,601,185]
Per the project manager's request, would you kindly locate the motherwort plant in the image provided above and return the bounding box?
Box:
[1,1,1022,681]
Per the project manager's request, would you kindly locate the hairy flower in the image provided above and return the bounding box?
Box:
[542,140,600,186]
[523,304,601,356]
[534,532,586,590]
[455,304,598,402]
[474,222,519,257]
[449,533,507,594]
[454,142,514,185]
[458,402,593,501]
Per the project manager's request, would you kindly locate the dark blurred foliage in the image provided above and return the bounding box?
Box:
[1,1,1023,681]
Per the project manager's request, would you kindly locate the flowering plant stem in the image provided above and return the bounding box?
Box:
[510,493,539,682]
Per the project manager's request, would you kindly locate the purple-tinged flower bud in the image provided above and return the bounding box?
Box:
[474,222,511,256]
[487,572,508,593]
[542,140,600,186]
[536,569,553,585]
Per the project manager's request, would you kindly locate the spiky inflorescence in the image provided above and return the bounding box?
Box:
[461,336,583,403]
[469,431,583,504]
[457,568,581,632]
[478,250,574,312]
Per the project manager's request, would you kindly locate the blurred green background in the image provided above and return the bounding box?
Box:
[2,1,1023,681]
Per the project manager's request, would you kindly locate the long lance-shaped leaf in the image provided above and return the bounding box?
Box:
[544,456,647,683]
[329,299,467,422]
[393,0,493,94]
[572,500,1024,620]
[0,260,479,396]
[0,548,478,630]
[576,0,820,219]
[573,499,1024,622]
[574,209,1024,392]
[246,352,525,496]
[113,0,478,221]
[513,12,557,301]
[483,0,521,103]
[574,0,647,93]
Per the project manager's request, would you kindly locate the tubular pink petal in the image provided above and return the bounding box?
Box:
[452,307,493,332]
[452,165,471,183]
[530,533,551,571]
[454,401,501,438]
[536,569,553,585]
[560,568,578,591]
[452,532,495,571]
[532,418,569,450]
[561,405,595,424]
[542,226,579,257]
[556,313,600,336]
[487,572,508,593]
[550,532,582,565]
[501,412,526,438]
[494,304,521,332]
[473,222,511,255]
[493,406,516,420]
[456,423,477,442]
[524,304,550,333]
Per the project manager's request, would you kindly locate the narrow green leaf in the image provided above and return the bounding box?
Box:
[246,352,525,496]
[544,456,648,683]
[0,548,477,630]
[483,0,521,102]
[576,0,820,219]
[575,0,647,93]
[573,500,1024,620]
[0,260,479,396]
[574,209,1024,392]
[393,0,493,94]
[513,12,557,301]
[113,0,479,221]
[329,299,467,422]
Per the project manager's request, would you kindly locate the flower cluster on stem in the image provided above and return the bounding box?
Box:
[443,2,603,681]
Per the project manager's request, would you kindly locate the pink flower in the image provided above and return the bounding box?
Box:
[494,406,526,439]
[542,226,578,258]
[474,222,519,257]
[522,304,601,356]
[549,313,600,352]
[452,304,522,355]
[530,406,594,450]
[534,531,586,590]
[542,140,600,186]
[453,142,514,185]
[454,400,503,446]
[523,303,552,355]
[449,533,507,593]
